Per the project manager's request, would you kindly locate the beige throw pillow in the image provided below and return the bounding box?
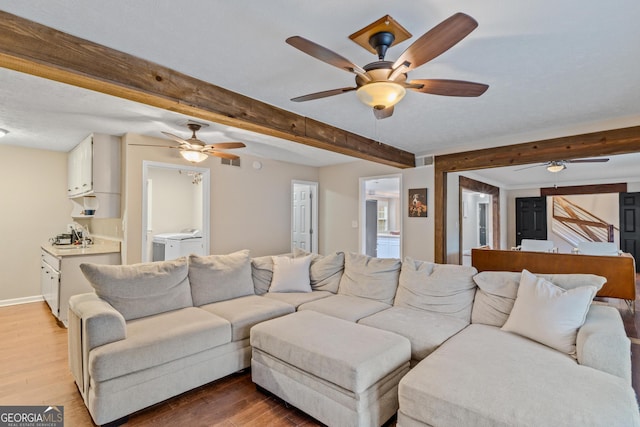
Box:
[472,271,606,327]
[80,258,193,321]
[501,269,597,355]
[269,255,312,293]
[188,250,254,306]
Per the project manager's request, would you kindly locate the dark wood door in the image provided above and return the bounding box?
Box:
[619,192,640,272]
[515,197,547,246]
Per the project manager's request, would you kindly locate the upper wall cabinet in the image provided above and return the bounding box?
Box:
[67,134,121,217]
[68,133,121,197]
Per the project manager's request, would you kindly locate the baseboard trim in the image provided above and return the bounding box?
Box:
[0,295,44,307]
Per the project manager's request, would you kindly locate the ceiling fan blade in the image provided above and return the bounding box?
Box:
[565,158,610,163]
[514,163,547,172]
[392,13,478,72]
[291,87,357,102]
[373,106,394,120]
[409,79,489,97]
[286,36,366,75]
[161,131,192,146]
[203,142,246,150]
[204,150,240,160]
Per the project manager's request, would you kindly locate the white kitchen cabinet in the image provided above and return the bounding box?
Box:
[40,247,121,327]
[67,133,121,217]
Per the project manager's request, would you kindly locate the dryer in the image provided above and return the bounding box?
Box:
[152,229,204,261]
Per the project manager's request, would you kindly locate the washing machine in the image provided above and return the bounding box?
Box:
[152,230,205,261]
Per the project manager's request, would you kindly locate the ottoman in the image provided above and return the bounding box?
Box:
[250,310,411,427]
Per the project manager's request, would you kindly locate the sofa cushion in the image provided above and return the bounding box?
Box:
[337,252,401,305]
[502,269,597,355]
[89,307,231,382]
[80,258,193,321]
[188,250,254,306]
[269,255,312,293]
[399,324,640,427]
[358,306,468,362]
[298,294,390,322]
[263,290,333,308]
[251,253,292,295]
[395,257,477,321]
[200,295,294,341]
[472,271,606,327]
[294,248,344,293]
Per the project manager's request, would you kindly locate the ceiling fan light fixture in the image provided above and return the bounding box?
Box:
[180,150,208,163]
[356,81,406,109]
[546,161,566,173]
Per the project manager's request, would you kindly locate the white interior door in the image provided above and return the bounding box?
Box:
[292,181,318,253]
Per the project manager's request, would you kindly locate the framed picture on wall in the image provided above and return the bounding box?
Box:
[408,188,428,217]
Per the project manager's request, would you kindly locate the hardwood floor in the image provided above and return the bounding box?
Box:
[1,277,639,426]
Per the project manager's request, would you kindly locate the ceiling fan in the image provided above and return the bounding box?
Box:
[132,121,246,163]
[286,13,489,119]
[515,158,610,173]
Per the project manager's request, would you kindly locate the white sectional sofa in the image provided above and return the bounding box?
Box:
[68,249,640,426]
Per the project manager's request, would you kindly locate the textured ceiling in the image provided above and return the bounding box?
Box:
[0,1,639,184]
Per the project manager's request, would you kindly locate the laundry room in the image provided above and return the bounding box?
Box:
[144,163,206,262]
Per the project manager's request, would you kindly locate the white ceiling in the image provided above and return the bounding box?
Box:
[1,1,640,185]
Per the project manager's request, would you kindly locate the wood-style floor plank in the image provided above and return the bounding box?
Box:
[1,276,638,426]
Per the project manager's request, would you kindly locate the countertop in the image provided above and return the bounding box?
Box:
[42,237,121,257]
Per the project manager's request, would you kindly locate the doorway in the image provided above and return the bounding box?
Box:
[360,175,402,259]
[291,180,318,253]
[141,161,210,261]
[459,176,500,265]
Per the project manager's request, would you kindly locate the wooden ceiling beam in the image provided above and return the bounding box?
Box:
[0,11,415,169]
[436,125,640,172]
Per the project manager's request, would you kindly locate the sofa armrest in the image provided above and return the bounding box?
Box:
[69,293,126,349]
[68,293,126,398]
[576,304,631,384]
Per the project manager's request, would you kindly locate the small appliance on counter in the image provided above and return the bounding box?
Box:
[50,233,73,245]
[49,223,92,246]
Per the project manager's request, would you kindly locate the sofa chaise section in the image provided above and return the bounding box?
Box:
[398,321,640,427]
[398,270,640,427]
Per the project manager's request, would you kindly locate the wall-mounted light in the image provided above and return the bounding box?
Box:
[0,128,9,138]
[180,150,208,163]
[546,161,566,173]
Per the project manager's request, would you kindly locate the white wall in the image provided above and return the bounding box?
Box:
[318,160,435,262]
[148,166,202,234]
[0,145,70,302]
